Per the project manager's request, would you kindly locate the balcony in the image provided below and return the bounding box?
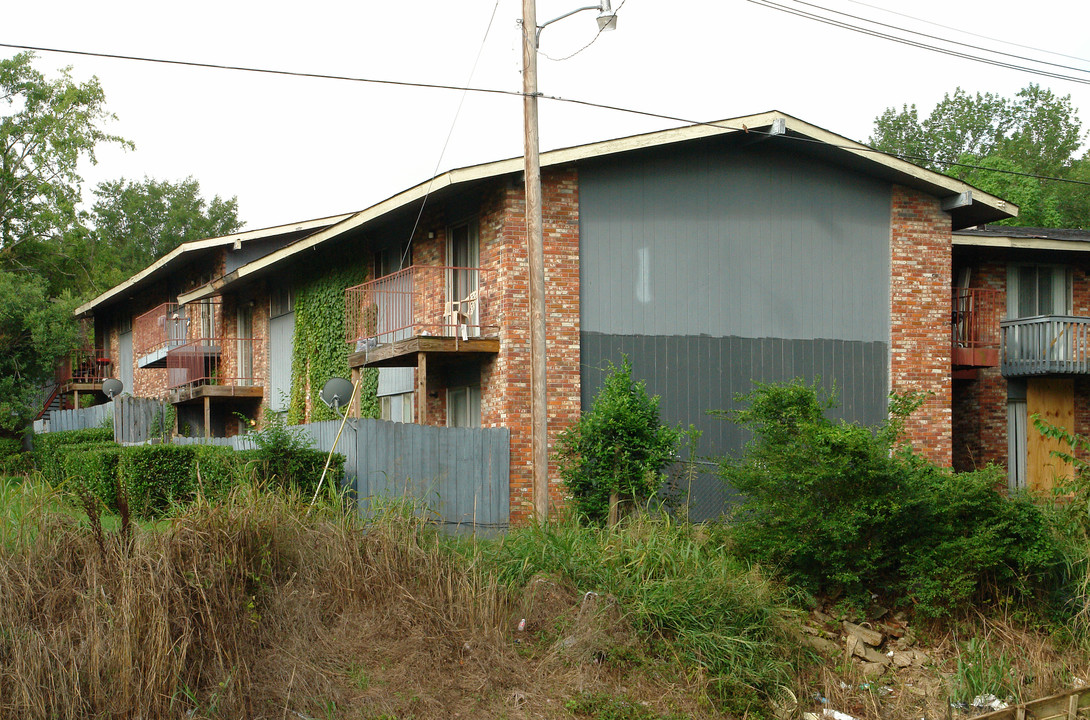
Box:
[134,300,220,368]
[345,265,499,368]
[166,336,263,404]
[57,347,113,392]
[1001,316,1090,377]
[951,287,1000,372]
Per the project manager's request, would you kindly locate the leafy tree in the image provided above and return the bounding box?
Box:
[870,84,1089,228]
[83,176,241,292]
[0,270,81,436]
[0,52,131,288]
[719,379,1059,616]
[556,357,682,523]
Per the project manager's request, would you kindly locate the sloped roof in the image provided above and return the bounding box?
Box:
[955,225,1090,246]
[172,110,1018,304]
[75,212,354,317]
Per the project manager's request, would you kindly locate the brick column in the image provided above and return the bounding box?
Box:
[889,185,953,466]
[483,167,581,524]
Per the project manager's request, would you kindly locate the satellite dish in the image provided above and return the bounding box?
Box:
[102,378,124,399]
[320,377,354,411]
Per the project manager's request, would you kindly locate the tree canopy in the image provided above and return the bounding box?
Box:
[870,84,1090,228]
[82,177,241,293]
[0,53,242,438]
[0,52,130,286]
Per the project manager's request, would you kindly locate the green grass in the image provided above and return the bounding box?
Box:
[478,511,809,713]
[0,473,69,549]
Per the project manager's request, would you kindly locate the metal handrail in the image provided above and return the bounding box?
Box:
[345,265,497,348]
[1001,315,1090,376]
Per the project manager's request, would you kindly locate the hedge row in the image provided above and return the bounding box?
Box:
[40,430,344,518]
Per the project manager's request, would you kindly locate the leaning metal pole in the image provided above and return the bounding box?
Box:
[522,0,549,521]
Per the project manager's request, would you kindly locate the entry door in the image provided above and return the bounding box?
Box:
[446,221,479,336]
[1025,377,1074,492]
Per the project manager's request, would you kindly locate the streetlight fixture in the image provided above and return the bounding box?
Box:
[521,0,617,522]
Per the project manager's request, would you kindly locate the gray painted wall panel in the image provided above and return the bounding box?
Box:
[118,331,133,394]
[579,141,891,342]
[269,312,294,412]
[582,333,888,459]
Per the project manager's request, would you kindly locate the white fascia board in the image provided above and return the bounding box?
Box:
[75,212,354,316]
[953,235,1090,252]
[182,110,1017,302]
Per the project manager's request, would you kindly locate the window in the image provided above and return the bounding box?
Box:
[380,392,414,424]
[271,285,294,318]
[447,386,481,428]
[1008,264,1070,319]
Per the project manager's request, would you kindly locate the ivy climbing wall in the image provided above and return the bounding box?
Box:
[287,262,379,424]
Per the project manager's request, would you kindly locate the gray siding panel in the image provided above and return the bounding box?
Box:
[118,331,133,394]
[579,141,891,343]
[582,332,888,457]
[269,312,294,412]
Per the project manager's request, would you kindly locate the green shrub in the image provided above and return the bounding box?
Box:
[556,357,682,522]
[191,444,250,499]
[62,446,122,509]
[33,427,114,483]
[120,445,197,518]
[250,414,343,494]
[719,379,1059,616]
[0,436,21,460]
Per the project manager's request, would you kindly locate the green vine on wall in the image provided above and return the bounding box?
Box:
[287,264,379,424]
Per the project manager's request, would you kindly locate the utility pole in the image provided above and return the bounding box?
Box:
[521,0,549,522]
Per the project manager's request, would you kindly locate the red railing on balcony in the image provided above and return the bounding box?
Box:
[952,287,1001,368]
[57,347,113,385]
[345,265,497,349]
[167,337,259,390]
[134,300,221,359]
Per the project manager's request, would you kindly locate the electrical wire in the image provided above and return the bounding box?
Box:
[539,0,628,62]
[742,0,1090,85]
[781,0,1090,77]
[3,40,1089,187]
[839,0,1090,66]
[397,0,502,271]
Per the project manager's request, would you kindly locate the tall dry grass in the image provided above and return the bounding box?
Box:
[0,486,515,719]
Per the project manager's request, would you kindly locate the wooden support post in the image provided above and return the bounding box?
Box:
[417,352,427,425]
[350,367,362,419]
[73,390,79,409]
[203,396,211,439]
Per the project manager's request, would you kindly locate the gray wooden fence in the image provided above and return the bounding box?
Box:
[113,397,170,444]
[349,420,510,529]
[35,407,511,529]
[48,402,113,432]
[167,419,510,528]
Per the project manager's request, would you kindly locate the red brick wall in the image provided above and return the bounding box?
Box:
[889,185,953,466]
[481,169,581,524]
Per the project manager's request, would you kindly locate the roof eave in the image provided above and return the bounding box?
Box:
[181,111,1017,301]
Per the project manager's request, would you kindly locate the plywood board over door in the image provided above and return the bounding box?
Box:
[1026,377,1074,492]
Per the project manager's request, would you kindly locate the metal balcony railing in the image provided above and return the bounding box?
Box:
[345,265,497,350]
[134,300,221,360]
[166,337,259,390]
[57,347,113,385]
[1001,316,1090,376]
[951,287,1000,368]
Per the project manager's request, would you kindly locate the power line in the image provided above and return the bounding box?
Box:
[839,0,1090,66]
[783,0,1090,77]
[3,41,1089,188]
[399,0,503,271]
[742,0,1090,86]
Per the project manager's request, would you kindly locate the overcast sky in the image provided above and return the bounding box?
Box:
[5,0,1090,231]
